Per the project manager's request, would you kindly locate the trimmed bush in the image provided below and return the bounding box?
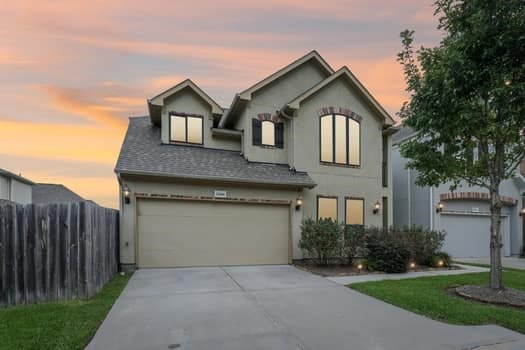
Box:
[394,226,446,265]
[366,234,411,273]
[343,224,366,264]
[299,218,343,265]
[429,251,451,267]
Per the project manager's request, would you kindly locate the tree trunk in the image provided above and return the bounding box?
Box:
[489,184,503,290]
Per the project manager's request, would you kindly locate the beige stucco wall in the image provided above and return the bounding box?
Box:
[292,77,393,227]
[160,87,240,151]
[119,176,305,265]
[236,60,329,164]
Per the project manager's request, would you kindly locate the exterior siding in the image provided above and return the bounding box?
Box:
[0,175,32,204]
[237,60,328,165]
[293,78,392,227]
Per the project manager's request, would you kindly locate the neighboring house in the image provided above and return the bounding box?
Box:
[115,50,396,270]
[392,127,524,258]
[0,168,34,204]
[32,183,85,204]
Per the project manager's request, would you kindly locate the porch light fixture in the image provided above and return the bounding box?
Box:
[436,201,444,213]
[372,201,380,215]
[123,184,131,204]
[295,196,303,211]
[520,207,525,216]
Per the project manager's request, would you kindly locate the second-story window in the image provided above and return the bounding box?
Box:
[170,114,203,145]
[320,114,360,166]
[252,119,284,148]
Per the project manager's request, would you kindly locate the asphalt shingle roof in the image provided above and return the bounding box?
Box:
[32,183,85,204]
[115,117,316,188]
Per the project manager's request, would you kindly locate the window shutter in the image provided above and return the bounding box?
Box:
[275,122,284,148]
[252,119,262,145]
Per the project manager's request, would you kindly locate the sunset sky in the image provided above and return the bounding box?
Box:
[1,1,443,208]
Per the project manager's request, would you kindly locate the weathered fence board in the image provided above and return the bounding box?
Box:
[0,201,119,308]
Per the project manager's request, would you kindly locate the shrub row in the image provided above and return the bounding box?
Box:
[299,218,448,273]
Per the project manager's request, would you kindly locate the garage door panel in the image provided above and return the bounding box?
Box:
[137,199,289,268]
[441,215,510,258]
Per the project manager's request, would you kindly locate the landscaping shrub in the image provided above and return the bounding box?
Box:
[393,226,446,265]
[429,252,451,267]
[343,224,366,264]
[366,234,411,273]
[299,218,343,265]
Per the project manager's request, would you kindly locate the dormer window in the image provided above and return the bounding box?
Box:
[320,114,360,166]
[170,113,203,145]
[252,118,284,148]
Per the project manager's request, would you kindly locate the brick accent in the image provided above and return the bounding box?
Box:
[317,106,363,122]
[439,192,517,206]
[257,113,282,123]
[135,193,291,205]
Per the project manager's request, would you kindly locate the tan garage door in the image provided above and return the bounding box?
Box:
[137,199,290,268]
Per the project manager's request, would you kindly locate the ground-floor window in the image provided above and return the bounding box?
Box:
[317,196,338,221]
[345,197,364,225]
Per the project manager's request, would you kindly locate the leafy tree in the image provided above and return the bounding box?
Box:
[398,0,525,289]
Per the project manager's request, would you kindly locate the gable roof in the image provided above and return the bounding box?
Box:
[218,50,334,128]
[0,168,34,185]
[32,183,85,204]
[392,126,417,145]
[285,67,396,126]
[115,117,316,188]
[148,79,224,125]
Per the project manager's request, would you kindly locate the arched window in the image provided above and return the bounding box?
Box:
[261,120,275,146]
[320,114,360,166]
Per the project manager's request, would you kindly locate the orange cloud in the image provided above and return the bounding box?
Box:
[39,86,127,127]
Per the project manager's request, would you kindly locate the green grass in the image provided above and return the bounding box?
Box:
[350,269,525,333]
[0,273,131,350]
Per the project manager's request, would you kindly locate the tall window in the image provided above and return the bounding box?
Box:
[170,114,203,144]
[320,114,360,166]
[317,196,337,221]
[345,198,364,225]
[261,121,275,146]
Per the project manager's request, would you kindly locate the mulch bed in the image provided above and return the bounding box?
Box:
[455,285,525,309]
[294,261,459,277]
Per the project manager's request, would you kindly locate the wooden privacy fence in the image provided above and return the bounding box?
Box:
[0,201,119,308]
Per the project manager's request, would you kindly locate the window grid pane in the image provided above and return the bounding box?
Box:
[171,115,186,142]
[187,116,203,144]
[335,114,347,164]
[318,197,337,221]
[346,198,364,225]
[261,121,275,146]
[348,119,360,165]
[320,116,333,162]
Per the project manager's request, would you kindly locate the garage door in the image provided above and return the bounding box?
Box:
[137,199,290,268]
[440,214,510,258]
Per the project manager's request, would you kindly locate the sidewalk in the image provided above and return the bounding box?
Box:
[456,257,525,270]
[327,264,488,285]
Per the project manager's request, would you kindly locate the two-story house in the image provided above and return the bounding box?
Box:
[393,127,524,258]
[115,51,396,270]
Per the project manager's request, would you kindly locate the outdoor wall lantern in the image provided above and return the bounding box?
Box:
[519,207,525,216]
[295,196,303,211]
[372,201,380,215]
[123,184,131,204]
[436,201,444,213]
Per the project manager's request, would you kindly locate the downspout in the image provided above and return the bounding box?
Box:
[278,106,294,167]
[430,186,434,230]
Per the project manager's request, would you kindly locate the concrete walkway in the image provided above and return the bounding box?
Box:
[87,265,525,350]
[328,263,488,285]
[456,257,525,270]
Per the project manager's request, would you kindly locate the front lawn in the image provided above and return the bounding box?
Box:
[0,273,131,350]
[350,269,525,334]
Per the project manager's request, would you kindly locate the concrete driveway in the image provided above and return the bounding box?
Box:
[87,265,525,350]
